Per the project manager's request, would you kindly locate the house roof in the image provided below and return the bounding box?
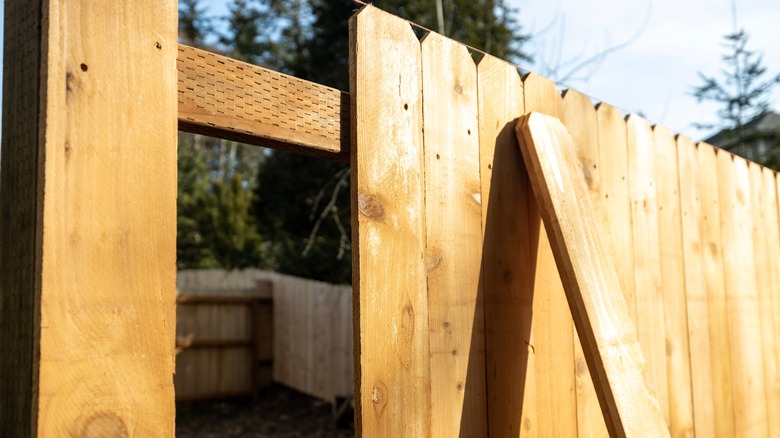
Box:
[705,111,780,147]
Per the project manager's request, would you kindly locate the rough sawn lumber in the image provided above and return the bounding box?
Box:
[516,113,669,437]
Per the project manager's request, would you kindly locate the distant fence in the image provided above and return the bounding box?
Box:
[174,270,353,403]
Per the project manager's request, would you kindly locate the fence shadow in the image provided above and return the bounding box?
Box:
[459,120,539,436]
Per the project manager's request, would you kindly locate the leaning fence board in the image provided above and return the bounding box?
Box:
[562,89,609,437]
[718,152,768,435]
[476,54,533,438]
[627,115,671,430]
[421,33,487,437]
[517,113,668,437]
[697,143,736,436]
[749,163,780,436]
[177,44,348,161]
[677,137,716,438]
[523,73,577,438]
[349,6,430,436]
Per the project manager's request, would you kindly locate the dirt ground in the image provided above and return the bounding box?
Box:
[176,384,354,438]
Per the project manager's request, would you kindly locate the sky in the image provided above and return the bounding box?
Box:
[0,0,777,142]
[512,0,780,140]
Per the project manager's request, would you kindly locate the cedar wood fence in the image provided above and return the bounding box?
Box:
[1,1,778,437]
[174,270,353,403]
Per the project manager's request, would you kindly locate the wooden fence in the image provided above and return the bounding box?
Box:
[175,270,353,403]
[5,1,780,435]
[174,283,273,402]
[350,6,780,437]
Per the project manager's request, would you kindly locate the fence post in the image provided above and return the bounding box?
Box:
[0,0,178,436]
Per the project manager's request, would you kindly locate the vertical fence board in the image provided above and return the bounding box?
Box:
[349,6,430,436]
[476,55,533,438]
[595,104,638,327]
[718,152,768,435]
[421,33,487,437]
[678,138,716,438]
[696,143,736,436]
[654,128,695,434]
[523,74,577,438]
[0,0,179,435]
[769,170,780,427]
[628,116,673,432]
[749,163,780,437]
[561,89,609,437]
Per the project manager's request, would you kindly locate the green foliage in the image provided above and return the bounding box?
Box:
[693,29,780,152]
[252,152,351,284]
[375,0,530,63]
[177,134,267,270]
[179,0,212,45]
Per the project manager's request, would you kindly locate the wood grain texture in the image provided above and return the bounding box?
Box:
[717,151,768,436]
[626,115,671,431]
[522,73,577,438]
[677,137,716,438]
[476,54,533,438]
[653,128,695,435]
[421,33,487,437]
[1,0,179,435]
[696,142,735,437]
[517,113,668,438]
[595,104,637,326]
[749,162,780,437]
[177,44,349,161]
[349,6,430,436]
[768,169,780,434]
[561,89,609,438]
[0,0,45,435]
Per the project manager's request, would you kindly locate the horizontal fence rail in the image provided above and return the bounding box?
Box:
[177,44,349,161]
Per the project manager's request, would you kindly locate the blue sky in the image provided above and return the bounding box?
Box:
[514,0,780,140]
[1,1,777,142]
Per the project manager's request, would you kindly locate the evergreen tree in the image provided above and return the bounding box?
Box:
[177,0,269,270]
[179,0,212,45]
[693,29,780,159]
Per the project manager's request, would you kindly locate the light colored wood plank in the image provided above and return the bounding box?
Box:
[522,73,577,438]
[717,151,768,435]
[421,33,487,437]
[627,115,672,431]
[749,162,780,437]
[0,0,179,435]
[595,104,637,326]
[655,128,698,435]
[561,88,609,438]
[349,6,430,436]
[677,137,716,438]
[517,113,669,438]
[696,142,736,436]
[177,44,349,161]
[476,54,533,438]
[770,169,780,425]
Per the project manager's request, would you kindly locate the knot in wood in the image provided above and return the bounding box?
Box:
[358,193,384,221]
[80,411,128,438]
